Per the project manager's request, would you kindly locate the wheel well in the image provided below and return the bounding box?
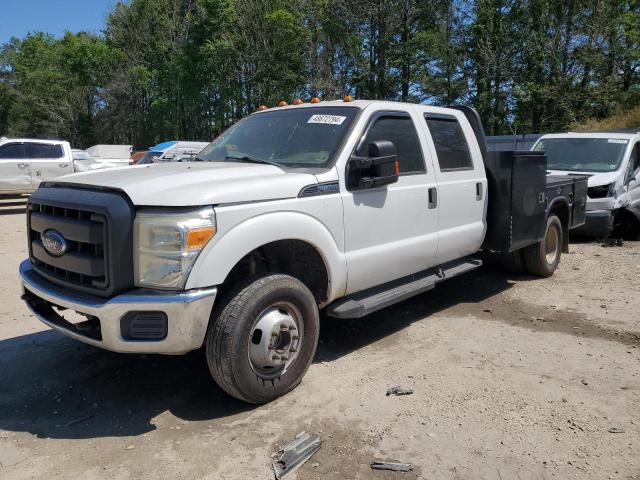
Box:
[614,208,640,238]
[549,201,570,253]
[219,240,329,305]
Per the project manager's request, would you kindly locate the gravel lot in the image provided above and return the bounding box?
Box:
[1,196,639,480]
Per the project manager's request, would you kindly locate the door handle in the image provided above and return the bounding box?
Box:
[428,187,438,209]
[59,163,69,168]
[17,163,29,169]
[476,182,483,200]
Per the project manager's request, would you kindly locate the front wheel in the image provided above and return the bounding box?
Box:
[206,274,319,404]
[523,214,562,277]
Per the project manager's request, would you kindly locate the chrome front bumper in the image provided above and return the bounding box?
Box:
[19,260,217,354]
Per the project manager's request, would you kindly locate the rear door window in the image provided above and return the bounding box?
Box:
[0,143,26,159]
[425,114,474,171]
[28,143,64,159]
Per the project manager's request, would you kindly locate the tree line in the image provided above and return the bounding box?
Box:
[0,0,638,150]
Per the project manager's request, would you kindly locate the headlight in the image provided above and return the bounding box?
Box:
[587,183,615,199]
[134,207,216,289]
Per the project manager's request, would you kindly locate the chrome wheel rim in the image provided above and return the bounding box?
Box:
[248,302,303,378]
[545,224,559,265]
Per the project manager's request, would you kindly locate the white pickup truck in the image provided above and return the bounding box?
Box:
[0,138,74,194]
[532,132,640,238]
[19,100,587,403]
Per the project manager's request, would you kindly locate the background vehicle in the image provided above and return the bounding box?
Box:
[136,141,208,164]
[20,101,587,404]
[72,149,125,172]
[532,132,640,238]
[0,138,73,194]
[129,151,147,165]
[86,144,133,168]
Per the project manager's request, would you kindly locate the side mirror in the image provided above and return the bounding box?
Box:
[346,140,399,190]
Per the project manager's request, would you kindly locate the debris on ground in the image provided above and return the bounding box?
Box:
[601,238,624,247]
[386,386,414,396]
[371,461,414,472]
[607,427,625,434]
[272,432,321,479]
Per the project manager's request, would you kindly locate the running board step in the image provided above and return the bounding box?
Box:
[326,258,482,319]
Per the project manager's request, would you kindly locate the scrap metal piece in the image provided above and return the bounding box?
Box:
[386,386,413,396]
[272,431,321,479]
[371,461,414,472]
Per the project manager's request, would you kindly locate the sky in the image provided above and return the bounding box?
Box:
[0,0,114,44]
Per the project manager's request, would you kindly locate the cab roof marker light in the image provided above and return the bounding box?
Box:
[310,97,321,104]
[278,100,288,107]
[292,99,303,105]
[257,105,268,111]
[343,95,354,102]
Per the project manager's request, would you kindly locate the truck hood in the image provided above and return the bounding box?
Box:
[547,170,619,187]
[54,162,318,206]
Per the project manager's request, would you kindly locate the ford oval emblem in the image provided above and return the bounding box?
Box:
[42,229,67,257]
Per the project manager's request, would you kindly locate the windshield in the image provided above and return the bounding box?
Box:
[197,106,359,167]
[533,137,629,172]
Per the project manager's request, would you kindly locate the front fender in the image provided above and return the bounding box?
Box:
[185,211,347,302]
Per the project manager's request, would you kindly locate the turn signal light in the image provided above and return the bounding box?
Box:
[292,98,303,105]
[278,100,288,107]
[394,160,400,176]
[343,95,354,102]
[310,97,321,103]
[186,226,215,250]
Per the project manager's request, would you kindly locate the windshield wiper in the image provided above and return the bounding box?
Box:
[224,155,282,167]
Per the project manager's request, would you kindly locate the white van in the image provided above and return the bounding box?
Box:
[532,133,640,238]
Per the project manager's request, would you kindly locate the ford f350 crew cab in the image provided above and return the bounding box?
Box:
[532,132,640,238]
[20,101,587,403]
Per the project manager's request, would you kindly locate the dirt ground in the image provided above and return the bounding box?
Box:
[0,195,639,480]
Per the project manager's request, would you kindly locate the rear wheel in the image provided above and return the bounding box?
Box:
[206,274,319,404]
[523,214,562,277]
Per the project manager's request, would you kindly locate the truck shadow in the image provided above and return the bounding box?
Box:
[316,265,514,362]
[0,267,514,441]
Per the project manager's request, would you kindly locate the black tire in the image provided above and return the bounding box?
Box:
[616,210,640,241]
[206,274,319,404]
[501,249,526,274]
[523,214,562,277]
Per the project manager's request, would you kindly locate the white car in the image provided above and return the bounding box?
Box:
[532,132,640,238]
[0,138,74,194]
[19,100,586,404]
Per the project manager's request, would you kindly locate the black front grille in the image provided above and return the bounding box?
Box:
[27,185,135,297]
[29,202,108,289]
